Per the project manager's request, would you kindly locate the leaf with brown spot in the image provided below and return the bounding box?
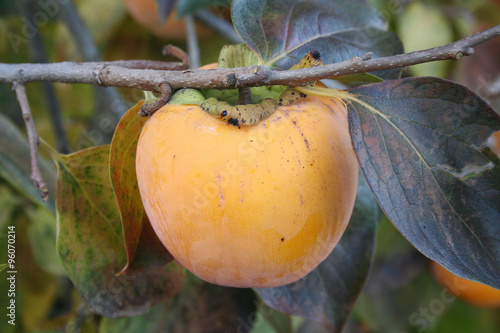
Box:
[347,77,500,289]
[54,144,184,317]
[110,101,173,274]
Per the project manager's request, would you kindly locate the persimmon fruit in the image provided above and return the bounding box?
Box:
[488,130,500,157]
[136,92,358,288]
[431,261,500,308]
[123,0,214,41]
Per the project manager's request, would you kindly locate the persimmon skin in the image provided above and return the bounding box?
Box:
[136,96,358,288]
[431,261,500,308]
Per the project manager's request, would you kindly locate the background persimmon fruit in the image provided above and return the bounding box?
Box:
[123,0,215,40]
[431,261,500,308]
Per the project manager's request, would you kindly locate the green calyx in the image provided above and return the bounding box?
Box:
[166,45,313,127]
[203,44,287,105]
[167,88,206,105]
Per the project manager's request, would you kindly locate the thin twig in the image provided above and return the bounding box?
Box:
[162,45,190,67]
[194,9,242,44]
[185,14,200,69]
[138,83,172,117]
[1,25,499,90]
[14,83,49,201]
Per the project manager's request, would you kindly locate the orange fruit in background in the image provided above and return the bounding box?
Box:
[123,0,215,40]
[431,261,500,308]
[488,130,500,157]
[136,95,358,288]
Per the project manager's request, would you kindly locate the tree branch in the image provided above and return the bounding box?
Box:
[13,83,48,201]
[1,25,499,91]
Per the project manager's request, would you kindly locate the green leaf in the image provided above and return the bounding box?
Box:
[347,77,500,289]
[27,207,66,276]
[54,145,184,317]
[100,273,257,332]
[0,185,22,230]
[0,264,7,273]
[110,101,173,274]
[255,174,378,329]
[232,0,403,79]
[217,44,259,68]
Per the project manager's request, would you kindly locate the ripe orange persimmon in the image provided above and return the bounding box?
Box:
[431,261,500,308]
[136,94,358,288]
[123,0,214,40]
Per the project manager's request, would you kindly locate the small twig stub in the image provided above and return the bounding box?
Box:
[139,83,173,117]
[14,82,49,201]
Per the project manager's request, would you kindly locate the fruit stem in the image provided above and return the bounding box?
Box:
[237,87,252,105]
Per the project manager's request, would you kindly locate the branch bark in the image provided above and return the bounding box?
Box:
[1,25,499,90]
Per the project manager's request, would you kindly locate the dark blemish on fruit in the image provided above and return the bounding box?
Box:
[303,138,310,150]
[281,237,285,242]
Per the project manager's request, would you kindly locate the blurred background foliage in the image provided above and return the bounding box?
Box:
[0,0,499,332]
